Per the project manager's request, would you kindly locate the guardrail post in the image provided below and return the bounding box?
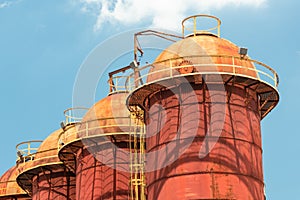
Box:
[28,142,31,155]
[232,56,235,74]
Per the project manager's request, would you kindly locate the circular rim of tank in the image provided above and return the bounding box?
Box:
[0,166,28,197]
[126,54,279,119]
[16,162,67,196]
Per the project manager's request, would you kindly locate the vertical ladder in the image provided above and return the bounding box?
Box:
[129,106,146,200]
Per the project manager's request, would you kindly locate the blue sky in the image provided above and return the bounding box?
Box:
[0,0,299,199]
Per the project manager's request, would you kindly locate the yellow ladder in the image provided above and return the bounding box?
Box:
[129,106,146,200]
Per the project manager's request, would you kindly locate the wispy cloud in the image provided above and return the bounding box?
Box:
[0,0,22,9]
[79,0,267,31]
[0,1,12,8]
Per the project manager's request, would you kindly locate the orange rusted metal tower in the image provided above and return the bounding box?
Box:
[127,15,279,199]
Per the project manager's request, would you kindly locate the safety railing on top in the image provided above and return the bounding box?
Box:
[58,116,141,150]
[182,14,222,38]
[16,140,43,163]
[108,75,135,95]
[125,55,279,91]
[63,107,89,125]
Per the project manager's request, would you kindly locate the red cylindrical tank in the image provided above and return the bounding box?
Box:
[0,166,29,200]
[16,130,76,200]
[145,83,263,199]
[127,20,279,199]
[76,92,131,200]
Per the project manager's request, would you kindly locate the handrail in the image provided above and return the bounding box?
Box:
[125,55,279,91]
[64,107,88,125]
[16,140,62,165]
[108,75,134,95]
[58,116,143,150]
[16,140,43,163]
[17,154,60,172]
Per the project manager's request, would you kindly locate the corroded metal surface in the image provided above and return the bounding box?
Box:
[145,84,264,199]
[32,169,75,200]
[75,93,131,200]
[78,92,131,140]
[147,35,257,83]
[0,166,29,199]
[16,129,76,199]
[75,145,129,200]
[126,32,278,199]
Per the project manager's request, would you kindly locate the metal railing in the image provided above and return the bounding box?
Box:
[108,75,135,95]
[16,140,61,172]
[58,116,138,150]
[182,15,221,37]
[17,153,60,175]
[16,140,43,163]
[64,107,88,125]
[125,55,279,91]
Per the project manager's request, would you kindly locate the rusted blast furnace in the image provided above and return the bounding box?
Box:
[127,15,279,199]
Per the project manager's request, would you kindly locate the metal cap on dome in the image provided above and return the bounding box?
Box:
[182,14,221,38]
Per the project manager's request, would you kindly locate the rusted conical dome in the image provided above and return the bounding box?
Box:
[78,92,131,140]
[147,34,256,83]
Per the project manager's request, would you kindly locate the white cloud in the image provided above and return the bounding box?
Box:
[0,1,12,8]
[79,0,267,31]
[0,0,22,9]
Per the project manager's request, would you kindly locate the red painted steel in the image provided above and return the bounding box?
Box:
[32,170,75,200]
[145,84,263,199]
[142,34,265,199]
[0,166,29,200]
[20,129,76,200]
[76,93,131,200]
[76,145,129,199]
